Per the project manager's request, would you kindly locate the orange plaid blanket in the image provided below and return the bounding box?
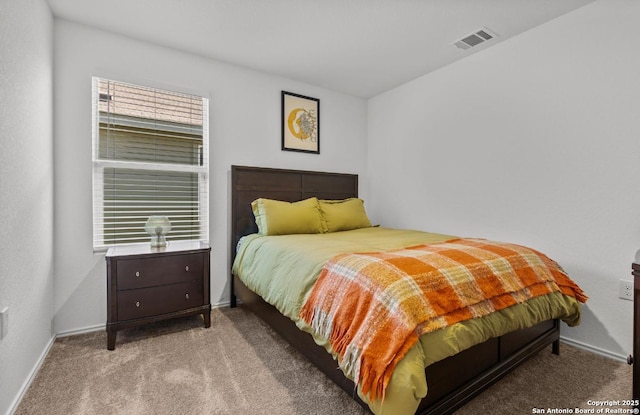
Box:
[299,238,587,402]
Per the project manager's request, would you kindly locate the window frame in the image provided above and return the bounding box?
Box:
[91,77,210,250]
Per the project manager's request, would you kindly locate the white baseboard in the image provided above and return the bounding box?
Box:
[560,336,629,363]
[56,305,231,338]
[6,335,56,415]
[56,323,105,338]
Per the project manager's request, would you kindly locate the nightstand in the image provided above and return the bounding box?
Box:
[105,241,211,350]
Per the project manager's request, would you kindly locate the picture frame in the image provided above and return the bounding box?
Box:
[281,91,320,154]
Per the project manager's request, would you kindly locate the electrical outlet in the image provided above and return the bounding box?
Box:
[619,279,633,301]
[0,307,8,340]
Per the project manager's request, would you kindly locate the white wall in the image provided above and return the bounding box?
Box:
[367,0,640,359]
[1,2,635,413]
[0,0,55,414]
[53,20,368,334]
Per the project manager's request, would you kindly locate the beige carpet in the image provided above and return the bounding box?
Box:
[16,307,631,415]
[454,340,632,415]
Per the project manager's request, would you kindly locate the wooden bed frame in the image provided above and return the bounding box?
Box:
[229,165,561,415]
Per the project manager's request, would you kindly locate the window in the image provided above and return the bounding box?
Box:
[92,78,209,249]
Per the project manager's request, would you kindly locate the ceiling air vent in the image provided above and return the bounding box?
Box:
[453,27,497,50]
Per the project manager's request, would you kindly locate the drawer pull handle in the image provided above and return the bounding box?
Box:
[135,271,140,277]
[135,301,140,308]
[185,265,189,272]
[185,293,190,300]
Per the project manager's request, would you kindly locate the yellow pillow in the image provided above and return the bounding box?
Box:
[319,198,372,232]
[251,197,324,236]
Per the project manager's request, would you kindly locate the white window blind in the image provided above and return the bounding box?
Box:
[92,77,209,249]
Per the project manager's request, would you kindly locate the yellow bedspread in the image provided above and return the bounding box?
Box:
[232,227,583,415]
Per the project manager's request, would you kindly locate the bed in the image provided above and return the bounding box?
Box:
[229,165,584,415]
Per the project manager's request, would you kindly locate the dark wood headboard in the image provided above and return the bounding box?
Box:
[229,165,358,306]
[230,165,359,258]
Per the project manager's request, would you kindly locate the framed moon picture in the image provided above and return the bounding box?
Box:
[281,91,320,154]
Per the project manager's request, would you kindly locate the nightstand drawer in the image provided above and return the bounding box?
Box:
[116,253,203,290]
[117,281,204,321]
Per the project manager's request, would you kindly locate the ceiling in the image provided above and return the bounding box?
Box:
[47,0,596,98]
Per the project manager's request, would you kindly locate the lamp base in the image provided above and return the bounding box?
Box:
[149,234,167,247]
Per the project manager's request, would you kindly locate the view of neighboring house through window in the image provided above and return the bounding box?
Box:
[92,77,209,249]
